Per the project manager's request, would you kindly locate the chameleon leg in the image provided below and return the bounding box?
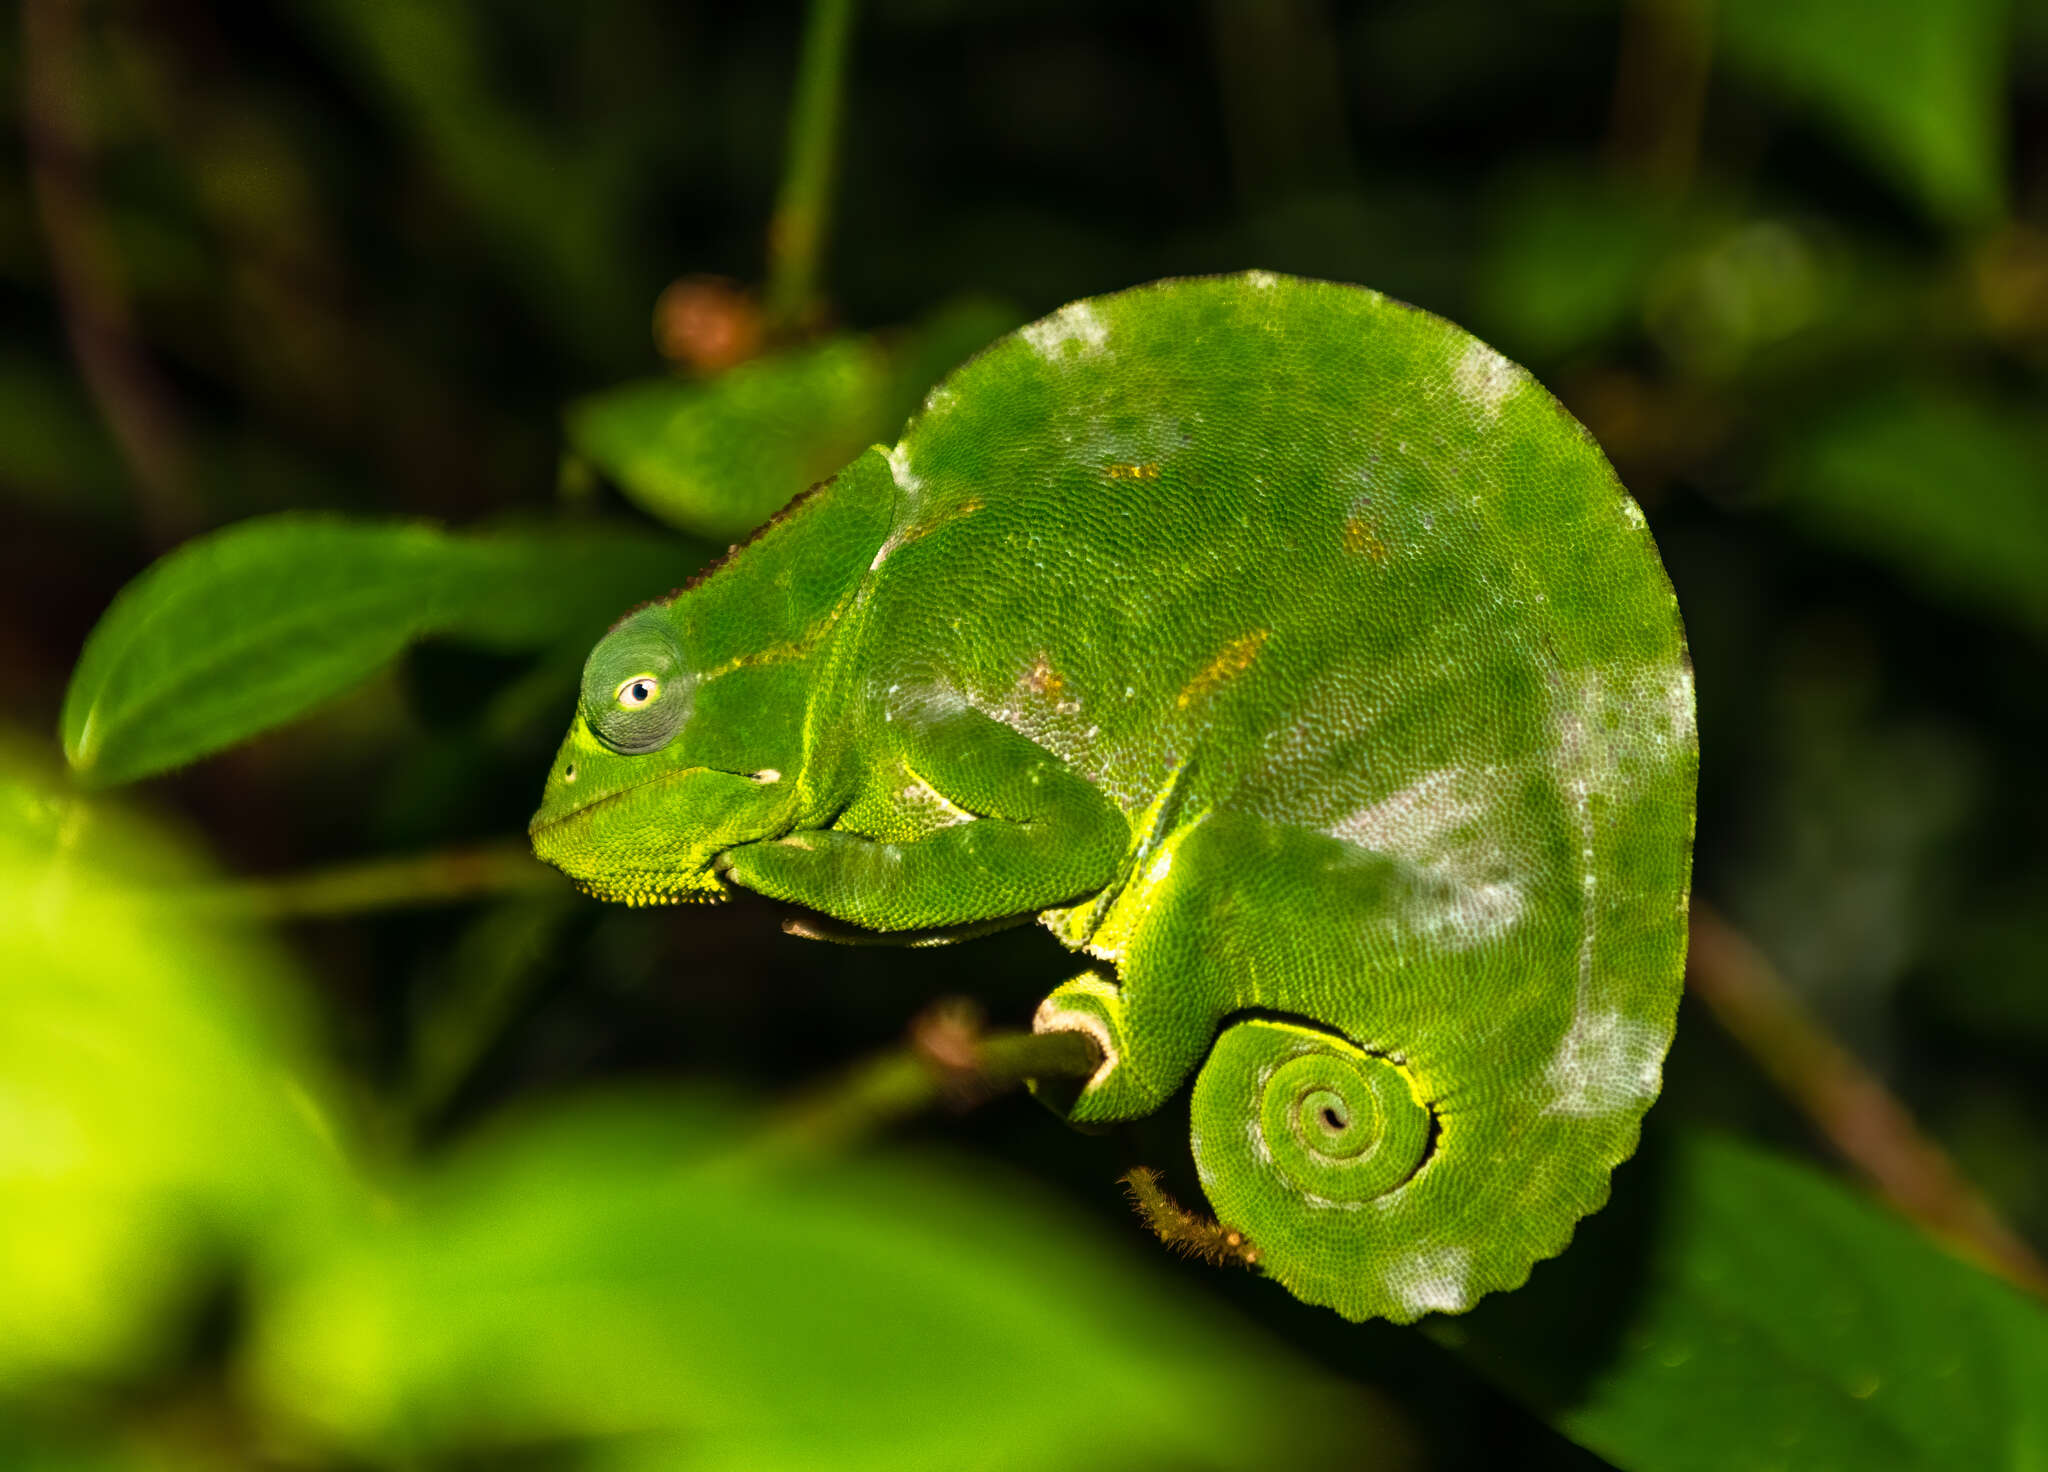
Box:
[1031,966,1220,1123]
[1030,811,1274,1124]
[720,703,1127,931]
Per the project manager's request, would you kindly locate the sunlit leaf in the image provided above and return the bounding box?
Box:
[0,743,358,1397]
[1718,0,2010,225]
[568,298,1022,542]
[252,1096,1406,1472]
[1448,1130,2048,1470]
[61,515,703,787]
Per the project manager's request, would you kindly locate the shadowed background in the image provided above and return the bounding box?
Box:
[5,1,2048,1468]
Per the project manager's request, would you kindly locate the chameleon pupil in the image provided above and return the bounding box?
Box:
[1318,1105,1345,1132]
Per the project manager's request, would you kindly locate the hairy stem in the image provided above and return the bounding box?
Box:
[764,0,856,334]
[1688,901,2048,1299]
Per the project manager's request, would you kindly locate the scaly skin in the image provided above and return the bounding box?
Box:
[530,273,1697,1322]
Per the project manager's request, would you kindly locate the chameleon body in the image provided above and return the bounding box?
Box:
[531,273,1697,1322]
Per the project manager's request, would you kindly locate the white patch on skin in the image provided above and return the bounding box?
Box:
[1021,301,1110,360]
[1328,766,1527,949]
[887,442,922,493]
[869,446,929,570]
[1548,660,1693,1083]
[1543,1007,1667,1117]
[1553,663,1697,799]
[1244,269,1279,289]
[1386,1247,1473,1317]
[1454,339,1522,421]
[1622,498,1648,530]
[1245,1116,1274,1169]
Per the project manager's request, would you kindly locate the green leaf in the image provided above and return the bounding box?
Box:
[0,741,358,1398]
[251,1096,1406,1472]
[1770,390,2048,638]
[1447,1130,2048,1470]
[568,298,1023,542]
[568,336,891,542]
[1718,0,2010,226]
[61,514,704,787]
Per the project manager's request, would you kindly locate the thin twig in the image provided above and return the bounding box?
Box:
[164,840,562,919]
[1208,0,1353,203]
[763,0,857,334]
[743,999,1104,1163]
[1124,1166,1263,1269]
[1606,0,1714,193]
[22,0,200,544]
[1687,900,2048,1299]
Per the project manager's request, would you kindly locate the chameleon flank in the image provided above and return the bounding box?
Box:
[530,272,1698,1322]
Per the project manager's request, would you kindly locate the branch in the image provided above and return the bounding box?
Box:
[167,840,562,919]
[22,0,200,544]
[744,999,1103,1162]
[763,0,857,334]
[1687,901,2048,1300]
[1606,0,1714,193]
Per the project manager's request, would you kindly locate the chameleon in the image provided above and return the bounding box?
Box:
[530,272,1697,1323]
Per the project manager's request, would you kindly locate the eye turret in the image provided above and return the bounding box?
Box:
[581,607,692,754]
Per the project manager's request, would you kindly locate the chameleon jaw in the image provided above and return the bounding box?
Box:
[528,768,733,907]
[565,868,729,907]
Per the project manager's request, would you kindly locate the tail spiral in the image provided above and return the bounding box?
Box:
[1191,1017,1441,1319]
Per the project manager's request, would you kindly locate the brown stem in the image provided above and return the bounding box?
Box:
[1687,901,2048,1299]
[1606,0,1714,193]
[22,0,200,544]
[1208,0,1353,203]
[745,999,1103,1162]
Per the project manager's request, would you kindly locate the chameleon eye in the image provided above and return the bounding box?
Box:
[616,675,660,709]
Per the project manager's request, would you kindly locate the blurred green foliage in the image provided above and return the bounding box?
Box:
[6,0,2048,1467]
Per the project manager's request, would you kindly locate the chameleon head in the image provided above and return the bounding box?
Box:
[528,603,791,905]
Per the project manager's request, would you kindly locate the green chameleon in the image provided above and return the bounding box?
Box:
[531,272,1697,1323]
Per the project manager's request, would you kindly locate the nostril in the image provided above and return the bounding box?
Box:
[564,763,578,783]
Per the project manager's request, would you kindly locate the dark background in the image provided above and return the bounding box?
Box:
[7,1,2047,1465]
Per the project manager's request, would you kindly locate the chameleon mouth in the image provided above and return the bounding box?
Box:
[528,764,710,837]
[528,766,730,903]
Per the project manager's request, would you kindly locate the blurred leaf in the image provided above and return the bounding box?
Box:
[1450,1131,2048,1470]
[1770,391,2048,638]
[569,298,1022,542]
[1475,173,1686,359]
[405,894,580,1125]
[880,295,1029,427]
[61,515,704,787]
[1718,0,2010,226]
[0,741,357,1399]
[0,352,129,523]
[292,0,640,355]
[252,1095,1404,1472]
